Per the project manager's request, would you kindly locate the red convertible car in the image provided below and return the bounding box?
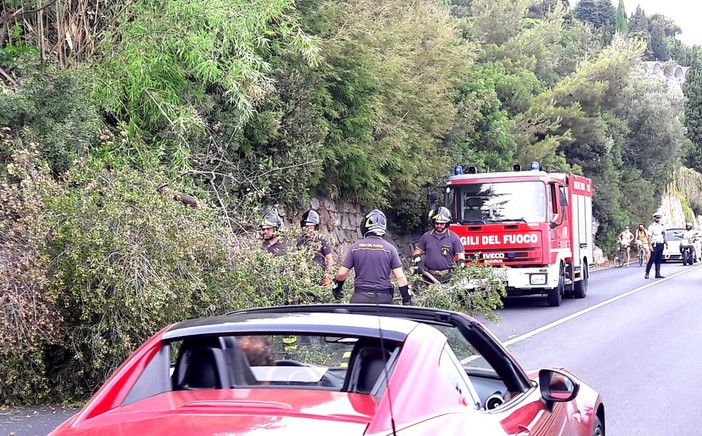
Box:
[50,305,605,435]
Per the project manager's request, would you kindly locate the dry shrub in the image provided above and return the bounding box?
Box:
[0,139,63,404]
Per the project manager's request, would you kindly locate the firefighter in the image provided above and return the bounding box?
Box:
[412,207,465,284]
[260,211,286,256]
[332,209,411,305]
[296,209,334,283]
[645,211,667,279]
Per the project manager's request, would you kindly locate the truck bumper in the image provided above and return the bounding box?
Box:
[503,265,560,290]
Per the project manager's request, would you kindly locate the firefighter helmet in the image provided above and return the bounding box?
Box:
[686,222,693,230]
[300,209,321,229]
[260,212,283,229]
[431,207,452,224]
[360,209,387,236]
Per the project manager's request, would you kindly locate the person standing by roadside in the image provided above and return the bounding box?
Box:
[332,209,411,305]
[411,207,465,284]
[296,209,334,284]
[260,211,286,256]
[645,211,667,279]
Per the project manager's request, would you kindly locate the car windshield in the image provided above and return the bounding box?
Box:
[433,325,499,373]
[455,181,547,223]
[666,229,686,240]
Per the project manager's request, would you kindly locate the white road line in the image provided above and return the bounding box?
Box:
[502,265,700,347]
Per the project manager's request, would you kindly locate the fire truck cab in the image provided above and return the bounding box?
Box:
[445,163,593,306]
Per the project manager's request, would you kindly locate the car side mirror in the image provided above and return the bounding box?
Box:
[539,369,580,412]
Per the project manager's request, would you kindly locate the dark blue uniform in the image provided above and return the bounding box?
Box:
[417,229,464,272]
[341,236,402,303]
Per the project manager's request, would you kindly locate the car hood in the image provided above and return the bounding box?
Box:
[53,389,376,435]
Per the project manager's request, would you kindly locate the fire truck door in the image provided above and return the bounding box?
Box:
[549,183,566,228]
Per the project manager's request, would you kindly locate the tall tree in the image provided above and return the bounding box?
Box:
[648,14,682,38]
[572,0,597,25]
[683,51,702,172]
[594,0,616,44]
[627,6,649,42]
[616,0,627,34]
[572,0,615,44]
[648,23,669,61]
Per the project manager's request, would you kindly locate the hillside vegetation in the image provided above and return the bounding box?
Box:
[2,0,702,404]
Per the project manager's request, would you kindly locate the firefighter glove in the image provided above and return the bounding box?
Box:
[399,285,412,306]
[332,279,344,300]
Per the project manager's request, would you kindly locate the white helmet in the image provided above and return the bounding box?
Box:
[431,207,452,224]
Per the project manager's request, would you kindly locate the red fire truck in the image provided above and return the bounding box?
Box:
[445,163,593,306]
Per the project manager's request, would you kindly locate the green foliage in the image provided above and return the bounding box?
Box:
[37,158,237,398]
[444,62,517,171]
[0,57,102,175]
[94,0,318,171]
[617,167,655,227]
[627,6,649,42]
[411,263,507,323]
[669,167,702,217]
[683,50,702,173]
[552,20,602,80]
[615,0,627,34]
[617,68,685,188]
[648,24,669,61]
[470,0,531,46]
[197,63,329,212]
[307,0,474,207]
[572,0,596,26]
[572,0,615,45]
[226,229,335,307]
[3,0,702,405]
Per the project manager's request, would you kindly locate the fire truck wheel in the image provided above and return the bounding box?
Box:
[547,274,564,307]
[573,266,588,299]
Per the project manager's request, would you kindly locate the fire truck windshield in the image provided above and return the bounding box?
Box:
[455,181,547,224]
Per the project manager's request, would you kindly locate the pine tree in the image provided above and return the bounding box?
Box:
[627,6,649,41]
[649,24,669,61]
[573,0,597,25]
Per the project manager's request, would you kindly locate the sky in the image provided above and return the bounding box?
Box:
[573,0,702,46]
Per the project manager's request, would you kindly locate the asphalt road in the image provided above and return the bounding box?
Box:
[3,260,701,435]
[484,260,702,436]
[0,406,78,436]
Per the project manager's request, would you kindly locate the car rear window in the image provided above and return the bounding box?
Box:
[166,334,400,393]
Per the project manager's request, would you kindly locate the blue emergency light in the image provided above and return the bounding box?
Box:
[454,165,463,175]
[530,161,540,171]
